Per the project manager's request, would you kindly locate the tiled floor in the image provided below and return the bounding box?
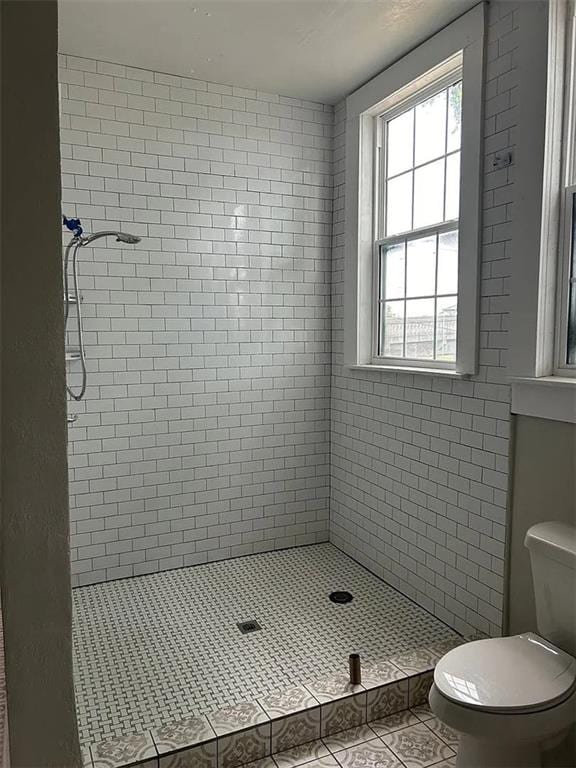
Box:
[73,543,459,747]
[268,708,458,768]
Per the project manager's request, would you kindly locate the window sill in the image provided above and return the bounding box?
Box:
[346,363,470,378]
[511,376,576,424]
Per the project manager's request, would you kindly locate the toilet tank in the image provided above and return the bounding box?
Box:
[525,522,576,655]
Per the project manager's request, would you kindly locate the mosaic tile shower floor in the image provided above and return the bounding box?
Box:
[73,543,458,747]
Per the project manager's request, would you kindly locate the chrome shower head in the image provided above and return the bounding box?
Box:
[116,232,141,244]
[79,230,141,246]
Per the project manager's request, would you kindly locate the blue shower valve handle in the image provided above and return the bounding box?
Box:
[63,215,83,237]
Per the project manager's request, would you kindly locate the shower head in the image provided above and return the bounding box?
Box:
[79,230,141,246]
[116,232,141,244]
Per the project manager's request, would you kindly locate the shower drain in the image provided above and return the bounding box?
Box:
[237,620,261,634]
[329,590,354,604]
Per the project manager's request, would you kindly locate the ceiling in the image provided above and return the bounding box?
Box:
[58,0,477,104]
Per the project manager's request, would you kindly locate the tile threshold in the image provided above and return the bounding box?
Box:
[82,638,464,768]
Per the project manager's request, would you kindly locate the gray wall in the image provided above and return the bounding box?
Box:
[507,415,576,635]
[0,1,81,765]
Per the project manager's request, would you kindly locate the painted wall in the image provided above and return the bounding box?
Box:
[330,1,522,637]
[58,56,332,585]
[0,1,80,764]
[507,415,576,635]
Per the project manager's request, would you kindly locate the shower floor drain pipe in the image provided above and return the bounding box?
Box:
[349,653,361,685]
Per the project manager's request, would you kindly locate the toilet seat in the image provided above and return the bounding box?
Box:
[434,632,576,713]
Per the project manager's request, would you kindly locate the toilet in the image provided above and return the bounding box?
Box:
[429,522,576,768]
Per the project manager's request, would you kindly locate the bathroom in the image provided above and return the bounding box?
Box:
[1,0,576,767]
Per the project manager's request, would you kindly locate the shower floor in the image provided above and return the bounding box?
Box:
[73,543,459,747]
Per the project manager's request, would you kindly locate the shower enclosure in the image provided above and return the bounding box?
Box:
[60,51,462,767]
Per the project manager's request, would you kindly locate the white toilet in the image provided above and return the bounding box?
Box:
[429,522,576,768]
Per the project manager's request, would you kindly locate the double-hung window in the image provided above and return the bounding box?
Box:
[344,4,484,377]
[375,73,462,367]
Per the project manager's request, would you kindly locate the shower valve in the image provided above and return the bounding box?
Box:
[63,215,83,237]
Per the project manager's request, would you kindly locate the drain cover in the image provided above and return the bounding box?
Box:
[237,620,261,634]
[329,591,354,604]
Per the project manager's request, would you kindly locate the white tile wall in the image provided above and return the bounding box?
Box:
[61,0,520,635]
[330,2,518,637]
[59,55,332,586]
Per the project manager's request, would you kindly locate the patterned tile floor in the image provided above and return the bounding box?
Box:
[267,706,458,768]
[73,543,459,747]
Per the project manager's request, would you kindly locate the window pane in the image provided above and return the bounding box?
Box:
[437,230,458,295]
[382,300,405,357]
[567,195,576,364]
[386,171,413,235]
[447,81,462,152]
[567,281,576,365]
[413,159,444,228]
[405,298,435,359]
[445,152,460,221]
[383,242,405,299]
[406,235,436,298]
[387,109,414,178]
[436,296,458,361]
[415,89,447,166]
[379,80,462,367]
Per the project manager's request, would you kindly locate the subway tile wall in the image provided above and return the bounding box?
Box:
[330,1,518,637]
[59,55,333,585]
[61,0,519,636]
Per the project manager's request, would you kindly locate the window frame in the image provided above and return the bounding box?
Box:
[509,0,576,425]
[343,4,486,378]
[372,68,463,370]
[554,2,576,376]
[556,185,576,373]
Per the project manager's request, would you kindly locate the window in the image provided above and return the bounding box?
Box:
[509,0,576,424]
[343,4,484,377]
[375,75,462,367]
[556,1,576,373]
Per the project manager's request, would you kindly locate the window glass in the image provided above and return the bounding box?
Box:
[383,242,405,299]
[437,230,459,295]
[413,159,444,228]
[445,153,461,221]
[378,78,462,364]
[415,90,447,165]
[405,298,435,359]
[387,110,414,177]
[566,195,576,365]
[386,172,412,235]
[382,300,405,357]
[406,235,436,297]
[447,81,462,152]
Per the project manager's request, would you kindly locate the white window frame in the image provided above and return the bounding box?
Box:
[344,4,486,377]
[510,0,576,424]
[555,2,576,375]
[372,67,462,370]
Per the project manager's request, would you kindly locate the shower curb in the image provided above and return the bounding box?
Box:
[82,638,464,768]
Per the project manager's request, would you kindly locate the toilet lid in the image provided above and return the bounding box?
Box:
[434,633,576,712]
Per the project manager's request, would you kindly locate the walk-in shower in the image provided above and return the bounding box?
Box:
[63,216,140,404]
[59,49,474,768]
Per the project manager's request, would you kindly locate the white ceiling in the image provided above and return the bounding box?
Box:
[59,0,477,104]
